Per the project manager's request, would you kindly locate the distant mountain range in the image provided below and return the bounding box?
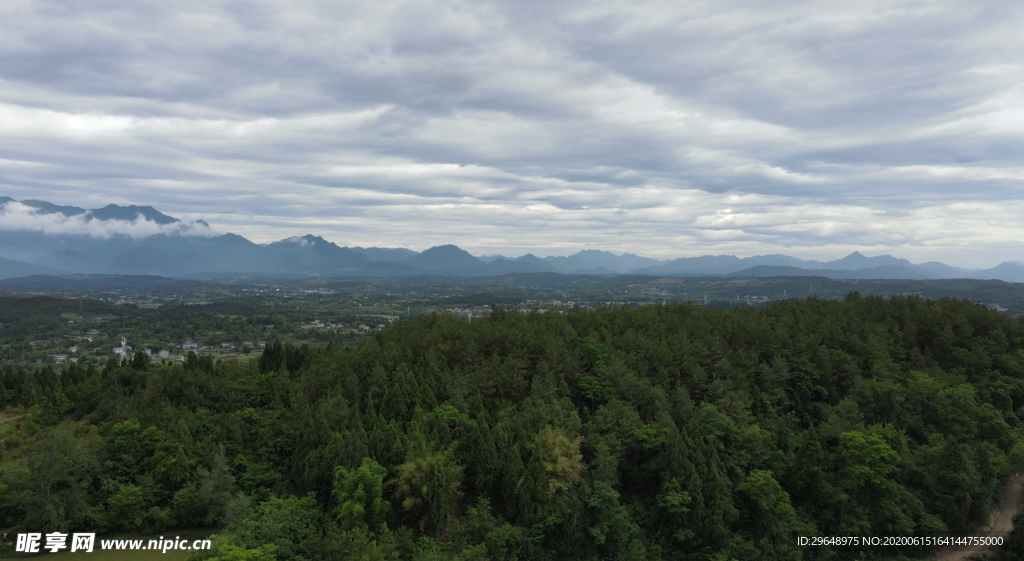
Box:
[1,196,187,225]
[1,197,1023,282]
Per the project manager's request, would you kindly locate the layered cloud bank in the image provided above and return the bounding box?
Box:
[0,0,1023,267]
[0,201,216,239]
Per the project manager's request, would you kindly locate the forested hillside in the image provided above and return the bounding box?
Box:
[2,295,1024,560]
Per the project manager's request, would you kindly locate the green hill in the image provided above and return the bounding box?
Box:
[2,295,1023,560]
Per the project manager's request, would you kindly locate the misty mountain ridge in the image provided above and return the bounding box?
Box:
[350,246,418,262]
[14,198,180,224]
[1,197,1021,283]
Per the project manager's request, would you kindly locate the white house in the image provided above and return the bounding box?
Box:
[113,337,133,356]
[183,339,199,352]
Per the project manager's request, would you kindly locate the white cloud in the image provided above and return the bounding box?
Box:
[282,235,313,246]
[0,202,216,239]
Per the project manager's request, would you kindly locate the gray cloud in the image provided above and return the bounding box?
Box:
[1,0,1023,267]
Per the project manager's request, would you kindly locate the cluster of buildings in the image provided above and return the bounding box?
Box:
[307,320,372,329]
[51,337,267,364]
[221,340,267,349]
[181,339,265,353]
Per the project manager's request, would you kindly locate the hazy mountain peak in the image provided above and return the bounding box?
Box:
[19,199,88,217]
[273,234,347,249]
[4,197,183,223]
[838,251,904,263]
[4,198,182,224]
[826,252,912,270]
[0,198,212,245]
[543,249,665,273]
[405,245,483,270]
[87,204,180,224]
[349,246,418,262]
[0,256,63,279]
[987,262,1024,271]
[417,245,479,259]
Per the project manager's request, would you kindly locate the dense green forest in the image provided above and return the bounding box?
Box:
[2,294,1024,560]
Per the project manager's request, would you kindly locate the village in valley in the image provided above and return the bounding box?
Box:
[2,272,1022,370]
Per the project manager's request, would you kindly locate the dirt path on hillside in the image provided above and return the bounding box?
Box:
[932,474,1023,561]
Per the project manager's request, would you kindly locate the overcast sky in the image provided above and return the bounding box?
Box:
[0,0,1022,266]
